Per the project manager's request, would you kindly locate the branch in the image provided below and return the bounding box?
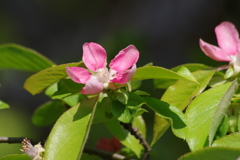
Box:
[0,137,135,160]
[120,122,151,160]
[0,137,43,145]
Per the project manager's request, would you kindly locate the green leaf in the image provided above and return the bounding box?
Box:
[93,102,114,124]
[0,100,9,109]
[0,155,30,160]
[185,82,233,151]
[208,76,227,88]
[115,89,129,105]
[154,63,211,89]
[99,97,112,113]
[130,80,142,90]
[32,100,68,126]
[132,115,146,139]
[214,115,228,140]
[62,94,87,107]
[24,62,84,95]
[0,44,54,71]
[171,63,211,72]
[176,67,198,83]
[133,90,150,96]
[52,79,84,99]
[151,116,169,146]
[134,108,148,117]
[45,82,58,97]
[212,133,240,148]
[162,69,216,110]
[151,70,215,146]
[104,119,143,158]
[228,115,238,133]
[144,97,187,139]
[132,66,199,83]
[112,100,132,123]
[178,146,240,160]
[44,96,99,160]
[112,92,145,123]
[209,80,238,145]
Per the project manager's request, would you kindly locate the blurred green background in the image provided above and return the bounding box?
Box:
[0,0,240,159]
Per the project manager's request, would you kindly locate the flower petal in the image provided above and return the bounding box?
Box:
[81,78,103,94]
[109,45,139,72]
[66,66,91,84]
[111,64,136,84]
[199,39,231,61]
[215,21,240,55]
[82,42,107,71]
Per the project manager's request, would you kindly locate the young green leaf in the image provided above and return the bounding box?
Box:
[32,100,68,126]
[151,70,215,146]
[0,100,9,109]
[209,80,238,145]
[178,146,240,160]
[51,79,84,99]
[112,100,132,123]
[0,154,30,160]
[104,119,143,158]
[130,80,142,90]
[144,97,187,139]
[112,92,145,123]
[212,133,240,148]
[154,63,211,89]
[45,82,58,97]
[172,63,211,72]
[24,62,84,95]
[185,82,233,151]
[161,69,216,111]
[176,67,198,83]
[62,94,87,107]
[0,44,54,72]
[132,66,199,83]
[133,90,150,96]
[151,116,169,146]
[44,96,99,160]
[214,115,228,140]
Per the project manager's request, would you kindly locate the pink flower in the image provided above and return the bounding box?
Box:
[200,21,240,73]
[66,42,139,94]
[96,137,121,152]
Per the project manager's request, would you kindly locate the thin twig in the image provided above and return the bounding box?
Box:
[84,147,135,160]
[0,137,43,145]
[0,137,135,160]
[120,122,151,160]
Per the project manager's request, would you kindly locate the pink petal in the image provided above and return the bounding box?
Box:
[109,45,139,72]
[66,66,91,84]
[111,64,136,84]
[199,39,231,61]
[215,21,240,55]
[81,78,103,94]
[82,42,107,72]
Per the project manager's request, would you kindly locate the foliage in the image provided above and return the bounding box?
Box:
[1,24,240,160]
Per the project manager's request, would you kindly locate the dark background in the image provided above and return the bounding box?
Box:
[0,0,239,159]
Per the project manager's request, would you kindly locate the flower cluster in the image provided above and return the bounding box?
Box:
[66,42,139,94]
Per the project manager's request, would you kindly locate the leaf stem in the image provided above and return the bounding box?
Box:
[120,122,151,160]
